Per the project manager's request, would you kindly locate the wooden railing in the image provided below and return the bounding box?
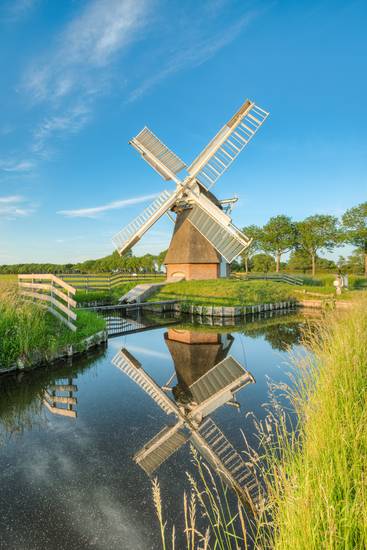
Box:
[59,272,164,291]
[232,273,304,286]
[18,274,77,331]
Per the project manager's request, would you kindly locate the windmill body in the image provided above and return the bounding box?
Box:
[113,99,269,280]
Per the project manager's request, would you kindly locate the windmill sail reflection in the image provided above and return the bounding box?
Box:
[112,329,262,511]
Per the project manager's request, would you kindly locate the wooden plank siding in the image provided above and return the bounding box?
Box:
[18,274,77,331]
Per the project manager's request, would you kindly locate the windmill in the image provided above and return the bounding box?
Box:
[113,99,269,280]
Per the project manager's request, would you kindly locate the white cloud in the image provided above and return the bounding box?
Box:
[22,0,151,156]
[0,160,35,172]
[0,195,35,219]
[128,11,257,102]
[32,103,91,154]
[57,193,160,219]
[0,195,24,204]
[25,0,151,103]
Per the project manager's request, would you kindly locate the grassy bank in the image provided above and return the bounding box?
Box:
[260,300,367,549]
[148,279,294,306]
[75,277,165,305]
[0,284,105,370]
[148,276,367,307]
[153,301,367,548]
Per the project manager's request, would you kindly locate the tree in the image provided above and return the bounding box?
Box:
[287,249,311,273]
[342,202,367,276]
[296,215,339,276]
[241,225,261,273]
[346,249,365,274]
[251,253,275,273]
[259,215,297,273]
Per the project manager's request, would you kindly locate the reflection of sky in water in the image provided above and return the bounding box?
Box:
[0,315,305,550]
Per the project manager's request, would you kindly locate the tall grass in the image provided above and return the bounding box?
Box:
[152,301,367,549]
[260,300,367,549]
[0,282,105,369]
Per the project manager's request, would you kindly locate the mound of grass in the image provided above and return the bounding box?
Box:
[75,278,165,305]
[0,284,105,369]
[148,279,294,307]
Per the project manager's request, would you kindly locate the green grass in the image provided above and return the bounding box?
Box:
[148,276,367,307]
[75,278,165,305]
[148,279,295,306]
[0,284,105,369]
[259,300,367,549]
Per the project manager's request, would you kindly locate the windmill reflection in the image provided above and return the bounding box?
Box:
[112,329,263,511]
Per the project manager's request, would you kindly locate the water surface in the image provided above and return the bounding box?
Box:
[0,311,307,549]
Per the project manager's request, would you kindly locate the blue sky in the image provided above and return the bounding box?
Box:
[0,0,366,264]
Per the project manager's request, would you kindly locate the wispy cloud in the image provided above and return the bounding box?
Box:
[25,0,150,103]
[0,195,35,219]
[23,0,151,156]
[32,104,91,154]
[57,193,159,219]
[128,10,258,102]
[0,159,35,172]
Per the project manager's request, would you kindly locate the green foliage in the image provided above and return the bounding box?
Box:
[287,250,336,273]
[241,224,262,272]
[0,250,163,275]
[251,253,276,273]
[342,202,367,275]
[260,215,298,273]
[296,215,339,275]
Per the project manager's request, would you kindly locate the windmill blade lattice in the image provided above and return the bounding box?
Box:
[112,189,177,256]
[188,102,269,190]
[186,196,251,263]
[130,127,186,182]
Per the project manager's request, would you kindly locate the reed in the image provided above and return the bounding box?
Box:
[259,300,367,549]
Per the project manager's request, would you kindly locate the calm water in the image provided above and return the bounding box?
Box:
[0,311,306,550]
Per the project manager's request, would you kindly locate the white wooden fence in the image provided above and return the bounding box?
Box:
[18,274,77,331]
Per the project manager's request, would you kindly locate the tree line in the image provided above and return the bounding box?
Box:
[0,250,167,275]
[241,201,367,276]
[0,202,366,277]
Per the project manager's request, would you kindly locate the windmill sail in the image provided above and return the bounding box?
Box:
[188,356,255,418]
[130,127,187,182]
[134,423,188,476]
[188,101,269,189]
[186,192,251,263]
[112,348,179,416]
[112,189,178,256]
[192,417,263,512]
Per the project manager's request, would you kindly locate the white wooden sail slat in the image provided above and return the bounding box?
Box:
[112,189,178,256]
[247,113,262,125]
[131,126,186,181]
[187,100,268,189]
[186,200,250,263]
[112,349,179,416]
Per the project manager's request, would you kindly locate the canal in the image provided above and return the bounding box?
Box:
[0,310,308,549]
